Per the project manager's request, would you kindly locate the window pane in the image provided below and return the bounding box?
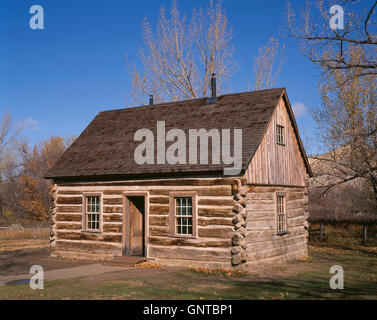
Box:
[175,197,193,235]
[277,195,286,232]
[86,196,100,213]
[86,196,100,231]
[277,125,284,144]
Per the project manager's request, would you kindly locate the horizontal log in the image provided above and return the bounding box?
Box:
[246,227,306,243]
[198,198,234,206]
[56,223,81,230]
[287,207,305,219]
[288,216,306,228]
[246,199,274,205]
[245,249,307,268]
[148,237,231,248]
[103,198,122,205]
[103,214,123,223]
[103,206,122,213]
[57,206,82,213]
[198,207,233,218]
[57,191,83,195]
[248,186,305,193]
[149,197,169,205]
[287,199,304,210]
[247,203,275,211]
[149,215,169,227]
[247,210,274,220]
[149,216,234,227]
[57,197,82,205]
[197,218,233,227]
[55,240,121,254]
[103,190,124,195]
[149,226,169,237]
[57,231,122,243]
[149,205,169,215]
[103,224,122,233]
[149,186,232,197]
[246,192,274,201]
[198,226,233,238]
[60,178,234,187]
[247,220,276,230]
[56,214,82,222]
[248,235,306,254]
[287,192,305,201]
[247,241,307,261]
[148,246,230,262]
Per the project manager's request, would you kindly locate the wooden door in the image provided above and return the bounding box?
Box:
[126,196,145,256]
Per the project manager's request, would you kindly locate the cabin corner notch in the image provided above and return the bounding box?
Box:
[231,179,248,266]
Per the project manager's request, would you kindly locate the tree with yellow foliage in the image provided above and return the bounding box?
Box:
[311,47,377,216]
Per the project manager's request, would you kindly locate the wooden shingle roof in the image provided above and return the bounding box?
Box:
[46,88,311,180]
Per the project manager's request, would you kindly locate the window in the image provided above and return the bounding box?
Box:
[276,125,285,145]
[169,192,197,238]
[84,195,101,232]
[276,194,287,234]
[175,198,193,235]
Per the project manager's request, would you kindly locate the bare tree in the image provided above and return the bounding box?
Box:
[310,47,377,210]
[253,37,286,90]
[0,113,23,170]
[0,112,24,219]
[287,0,377,82]
[128,0,235,104]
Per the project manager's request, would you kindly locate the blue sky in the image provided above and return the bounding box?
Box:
[0,0,324,155]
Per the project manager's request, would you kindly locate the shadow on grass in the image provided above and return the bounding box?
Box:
[226,277,377,300]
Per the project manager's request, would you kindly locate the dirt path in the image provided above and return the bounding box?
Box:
[0,263,129,286]
[0,247,92,276]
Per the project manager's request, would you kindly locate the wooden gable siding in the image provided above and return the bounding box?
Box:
[245,97,307,186]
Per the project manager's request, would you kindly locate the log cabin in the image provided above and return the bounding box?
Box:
[45,86,312,270]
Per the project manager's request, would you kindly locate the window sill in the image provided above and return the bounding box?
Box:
[168,234,197,239]
[81,230,102,234]
[276,231,289,237]
[277,143,286,146]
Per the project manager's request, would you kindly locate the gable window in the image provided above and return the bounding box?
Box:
[169,192,197,238]
[83,194,102,232]
[276,125,285,145]
[276,193,287,234]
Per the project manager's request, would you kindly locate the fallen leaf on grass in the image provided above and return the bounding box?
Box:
[134,261,162,269]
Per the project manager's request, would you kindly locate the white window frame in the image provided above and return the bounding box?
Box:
[275,192,287,235]
[82,193,103,233]
[169,192,197,238]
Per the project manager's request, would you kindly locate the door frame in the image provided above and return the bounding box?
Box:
[122,191,149,257]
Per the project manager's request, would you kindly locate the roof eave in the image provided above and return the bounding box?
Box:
[45,169,247,183]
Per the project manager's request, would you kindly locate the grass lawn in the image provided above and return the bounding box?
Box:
[1,246,376,300]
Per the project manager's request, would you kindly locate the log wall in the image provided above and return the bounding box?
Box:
[51,178,309,269]
[243,185,309,268]
[51,178,235,267]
